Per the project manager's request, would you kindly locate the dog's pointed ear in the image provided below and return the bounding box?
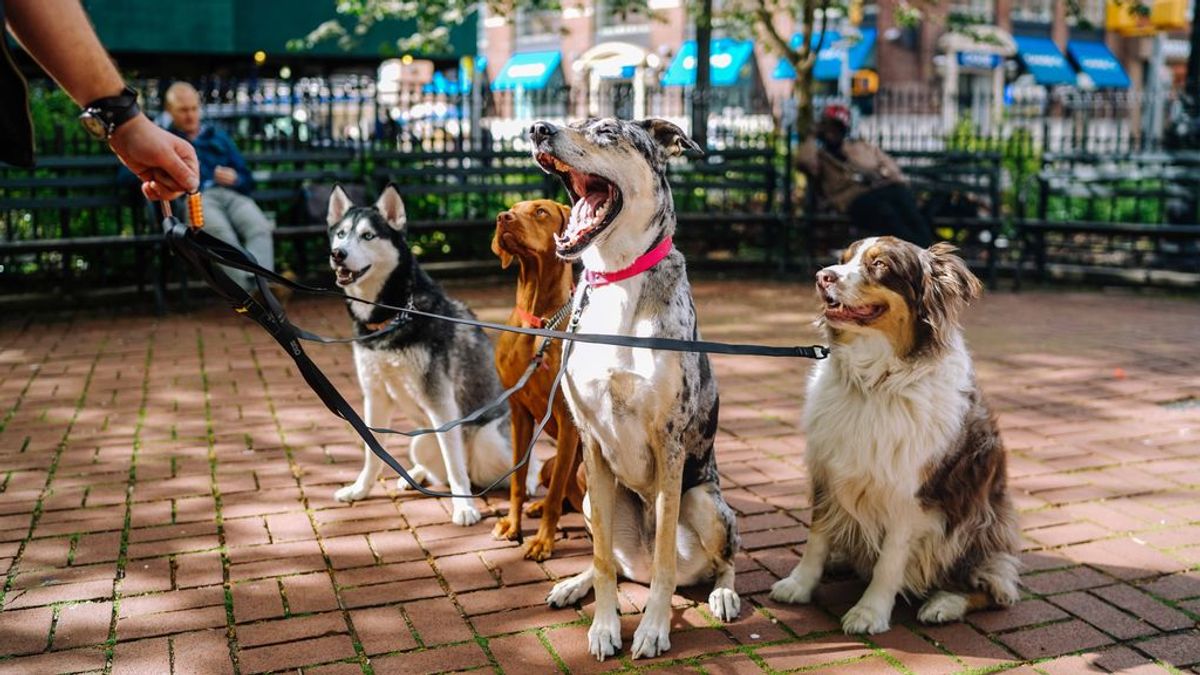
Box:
[919,242,982,350]
[638,118,704,158]
[327,184,354,226]
[491,227,513,269]
[375,184,408,232]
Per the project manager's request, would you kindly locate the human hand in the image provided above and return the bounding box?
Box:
[108,115,199,200]
[214,166,239,187]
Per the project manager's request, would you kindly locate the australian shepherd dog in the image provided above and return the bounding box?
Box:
[771,236,1020,635]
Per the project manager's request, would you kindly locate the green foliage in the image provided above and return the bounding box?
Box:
[946,117,1041,219]
[27,86,94,154]
[292,0,651,54]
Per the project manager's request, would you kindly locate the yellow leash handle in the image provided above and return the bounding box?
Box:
[187,192,204,229]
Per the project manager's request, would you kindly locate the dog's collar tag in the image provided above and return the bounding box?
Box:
[584,236,673,288]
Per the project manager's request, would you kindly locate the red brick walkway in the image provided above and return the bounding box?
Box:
[0,282,1197,674]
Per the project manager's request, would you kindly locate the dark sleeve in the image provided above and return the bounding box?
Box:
[796,138,819,176]
[217,129,255,193]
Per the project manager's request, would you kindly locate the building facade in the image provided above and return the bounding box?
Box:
[480,0,1193,127]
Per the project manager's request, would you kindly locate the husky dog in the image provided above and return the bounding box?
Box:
[530,119,741,661]
[326,185,532,526]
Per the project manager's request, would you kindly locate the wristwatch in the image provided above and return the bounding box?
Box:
[78,86,142,140]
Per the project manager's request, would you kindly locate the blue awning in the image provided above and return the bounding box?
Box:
[662,38,755,87]
[773,28,877,81]
[1067,40,1130,89]
[491,51,562,91]
[423,71,470,95]
[1014,36,1077,86]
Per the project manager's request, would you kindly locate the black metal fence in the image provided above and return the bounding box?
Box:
[5,75,1200,305]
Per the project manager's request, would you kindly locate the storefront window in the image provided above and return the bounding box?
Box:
[1073,0,1107,27]
[597,0,651,36]
[1012,0,1054,24]
[515,8,561,40]
[948,0,994,22]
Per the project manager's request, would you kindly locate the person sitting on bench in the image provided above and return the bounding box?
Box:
[798,104,933,247]
[163,81,281,293]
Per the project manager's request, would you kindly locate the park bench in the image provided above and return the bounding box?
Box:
[803,150,1005,288]
[670,147,783,269]
[1015,151,1200,287]
[243,148,363,278]
[0,154,168,309]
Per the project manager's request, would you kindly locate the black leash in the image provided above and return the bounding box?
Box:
[161,204,829,499]
[171,226,831,361]
[163,211,571,499]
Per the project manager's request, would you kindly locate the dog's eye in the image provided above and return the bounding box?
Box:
[336,230,346,239]
[536,208,548,218]
[872,259,888,270]
[362,232,376,241]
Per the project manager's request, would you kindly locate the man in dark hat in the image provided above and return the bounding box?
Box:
[798,104,932,246]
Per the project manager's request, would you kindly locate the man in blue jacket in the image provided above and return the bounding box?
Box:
[165,82,276,292]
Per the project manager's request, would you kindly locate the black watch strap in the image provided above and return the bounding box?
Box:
[80,86,141,138]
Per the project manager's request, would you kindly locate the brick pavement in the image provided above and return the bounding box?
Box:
[0,282,1197,674]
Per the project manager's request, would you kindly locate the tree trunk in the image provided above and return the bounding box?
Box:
[691,0,713,149]
[1186,8,1199,121]
[793,66,815,140]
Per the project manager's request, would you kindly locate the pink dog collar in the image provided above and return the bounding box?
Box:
[584,236,673,288]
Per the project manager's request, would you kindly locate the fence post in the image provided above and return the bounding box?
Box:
[780,122,794,275]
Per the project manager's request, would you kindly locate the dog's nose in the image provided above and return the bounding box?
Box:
[529,121,558,142]
[331,248,347,264]
[816,269,839,289]
[498,211,516,224]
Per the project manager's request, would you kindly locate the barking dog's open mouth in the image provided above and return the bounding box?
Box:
[822,291,886,324]
[334,264,370,286]
[535,152,623,256]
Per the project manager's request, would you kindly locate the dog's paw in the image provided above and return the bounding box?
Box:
[492,515,520,541]
[547,574,592,608]
[630,613,671,659]
[451,502,482,527]
[917,592,969,625]
[334,482,371,503]
[841,603,891,635]
[588,613,622,661]
[770,576,815,605]
[523,534,555,561]
[708,588,741,623]
[523,498,545,517]
[396,465,428,492]
[975,573,1020,608]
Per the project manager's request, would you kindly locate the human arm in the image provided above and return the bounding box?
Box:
[213,130,255,193]
[871,144,905,182]
[796,137,820,177]
[4,0,198,199]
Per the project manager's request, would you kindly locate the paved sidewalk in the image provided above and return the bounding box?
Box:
[0,282,1197,674]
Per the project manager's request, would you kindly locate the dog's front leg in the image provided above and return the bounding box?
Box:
[493,408,533,542]
[335,385,392,502]
[771,526,830,605]
[583,439,622,661]
[424,401,481,526]
[841,523,913,635]
[631,451,683,659]
[525,411,580,561]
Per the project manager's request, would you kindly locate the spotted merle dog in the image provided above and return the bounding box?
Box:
[326,185,537,527]
[530,118,741,661]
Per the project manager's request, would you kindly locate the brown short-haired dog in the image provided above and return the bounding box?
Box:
[491,200,584,560]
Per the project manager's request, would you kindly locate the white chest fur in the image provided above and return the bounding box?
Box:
[352,343,432,419]
[803,333,973,519]
[564,279,677,491]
